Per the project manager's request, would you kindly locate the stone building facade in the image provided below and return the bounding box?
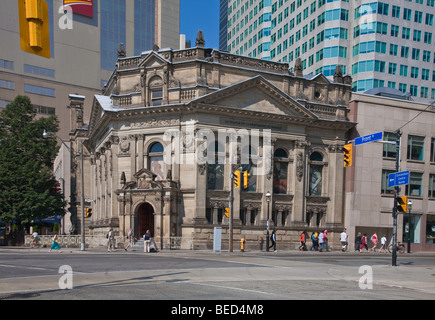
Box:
[79,38,355,250]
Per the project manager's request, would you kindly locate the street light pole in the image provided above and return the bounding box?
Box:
[392,129,401,266]
[266,191,271,252]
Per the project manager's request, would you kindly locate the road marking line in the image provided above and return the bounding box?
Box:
[187,281,274,296]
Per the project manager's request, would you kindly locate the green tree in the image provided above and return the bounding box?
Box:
[0,95,66,227]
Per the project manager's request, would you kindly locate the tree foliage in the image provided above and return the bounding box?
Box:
[0,95,66,226]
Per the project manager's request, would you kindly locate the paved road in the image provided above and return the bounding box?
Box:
[1,247,434,305]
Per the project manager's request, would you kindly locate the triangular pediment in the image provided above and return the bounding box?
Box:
[191,76,317,119]
[133,168,164,189]
[310,73,331,85]
[134,168,157,180]
[138,51,169,69]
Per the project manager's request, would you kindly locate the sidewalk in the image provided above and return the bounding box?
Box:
[2,245,435,257]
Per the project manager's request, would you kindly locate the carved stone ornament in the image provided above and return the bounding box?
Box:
[243,202,261,210]
[296,152,304,182]
[198,163,207,175]
[209,200,227,208]
[119,137,130,154]
[306,205,326,215]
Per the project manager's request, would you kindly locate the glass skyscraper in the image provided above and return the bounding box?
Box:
[221,0,435,102]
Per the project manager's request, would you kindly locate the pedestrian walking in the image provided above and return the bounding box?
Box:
[310,232,318,251]
[144,230,151,253]
[49,233,62,253]
[355,232,362,252]
[340,229,348,252]
[371,233,378,252]
[31,230,40,248]
[298,232,306,251]
[318,231,324,252]
[269,230,276,252]
[379,234,387,253]
[107,228,116,252]
[323,230,330,252]
[360,233,369,252]
[124,228,134,251]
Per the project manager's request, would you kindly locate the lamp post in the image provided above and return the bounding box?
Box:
[43,130,85,251]
[266,191,271,252]
[407,199,412,254]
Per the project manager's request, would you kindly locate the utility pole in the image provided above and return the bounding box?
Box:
[229,172,234,253]
[392,130,401,267]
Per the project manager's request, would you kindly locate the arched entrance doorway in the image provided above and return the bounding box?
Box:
[137,203,154,238]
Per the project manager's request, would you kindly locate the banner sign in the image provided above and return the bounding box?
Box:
[63,0,93,18]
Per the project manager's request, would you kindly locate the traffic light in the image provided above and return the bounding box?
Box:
[86,208,92,218]
[224,208,230,218]
[234,170,240,188]
[396,196,408,213]
[343,143,353,167]
[243,171,250,189]
[18,0,51,58]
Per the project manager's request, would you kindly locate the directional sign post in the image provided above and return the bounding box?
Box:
[388,170,410,188]
[354,132,383,146]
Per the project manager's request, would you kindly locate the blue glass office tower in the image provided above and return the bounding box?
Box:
[220,0,435,102]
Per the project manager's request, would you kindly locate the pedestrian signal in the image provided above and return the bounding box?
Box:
[18,0,51,58]
[343,143,352,167]
[234,170,240,188]
[396,196,407,213]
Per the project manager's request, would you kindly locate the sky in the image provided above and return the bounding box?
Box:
[180,0,220,49]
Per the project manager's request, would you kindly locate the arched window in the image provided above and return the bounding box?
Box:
[207,142,225,190]
[273,148,288,194]
[309,152,323,196]
[149,142,164,181]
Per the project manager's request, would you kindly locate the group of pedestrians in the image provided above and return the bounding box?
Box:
[108,228,155,253]
[355,232,387,253]
[307,230,331,252]
[31,231,62,253]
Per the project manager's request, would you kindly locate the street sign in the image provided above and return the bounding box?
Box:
[354,132,383,146]
[388,170,410,187]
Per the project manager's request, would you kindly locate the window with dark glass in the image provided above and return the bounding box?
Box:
[273,148,288,194]
[241,145,256,192]
[406,172,423,196]
[407,135,424,161]
[383,132,397,158]
[309,152,323,196]
[207,142,225,190]
[381,169,395,194]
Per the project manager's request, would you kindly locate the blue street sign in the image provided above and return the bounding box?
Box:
[354,132,383,146]
[388,171,410,187]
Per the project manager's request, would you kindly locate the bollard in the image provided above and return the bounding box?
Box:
[240,237,245,252]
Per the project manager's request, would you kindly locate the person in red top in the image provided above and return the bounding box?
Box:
[371,233,378,252]
[298,232,306,251]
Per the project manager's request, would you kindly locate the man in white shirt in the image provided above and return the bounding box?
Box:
[340,230,348,252]
[318,232,324,252]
